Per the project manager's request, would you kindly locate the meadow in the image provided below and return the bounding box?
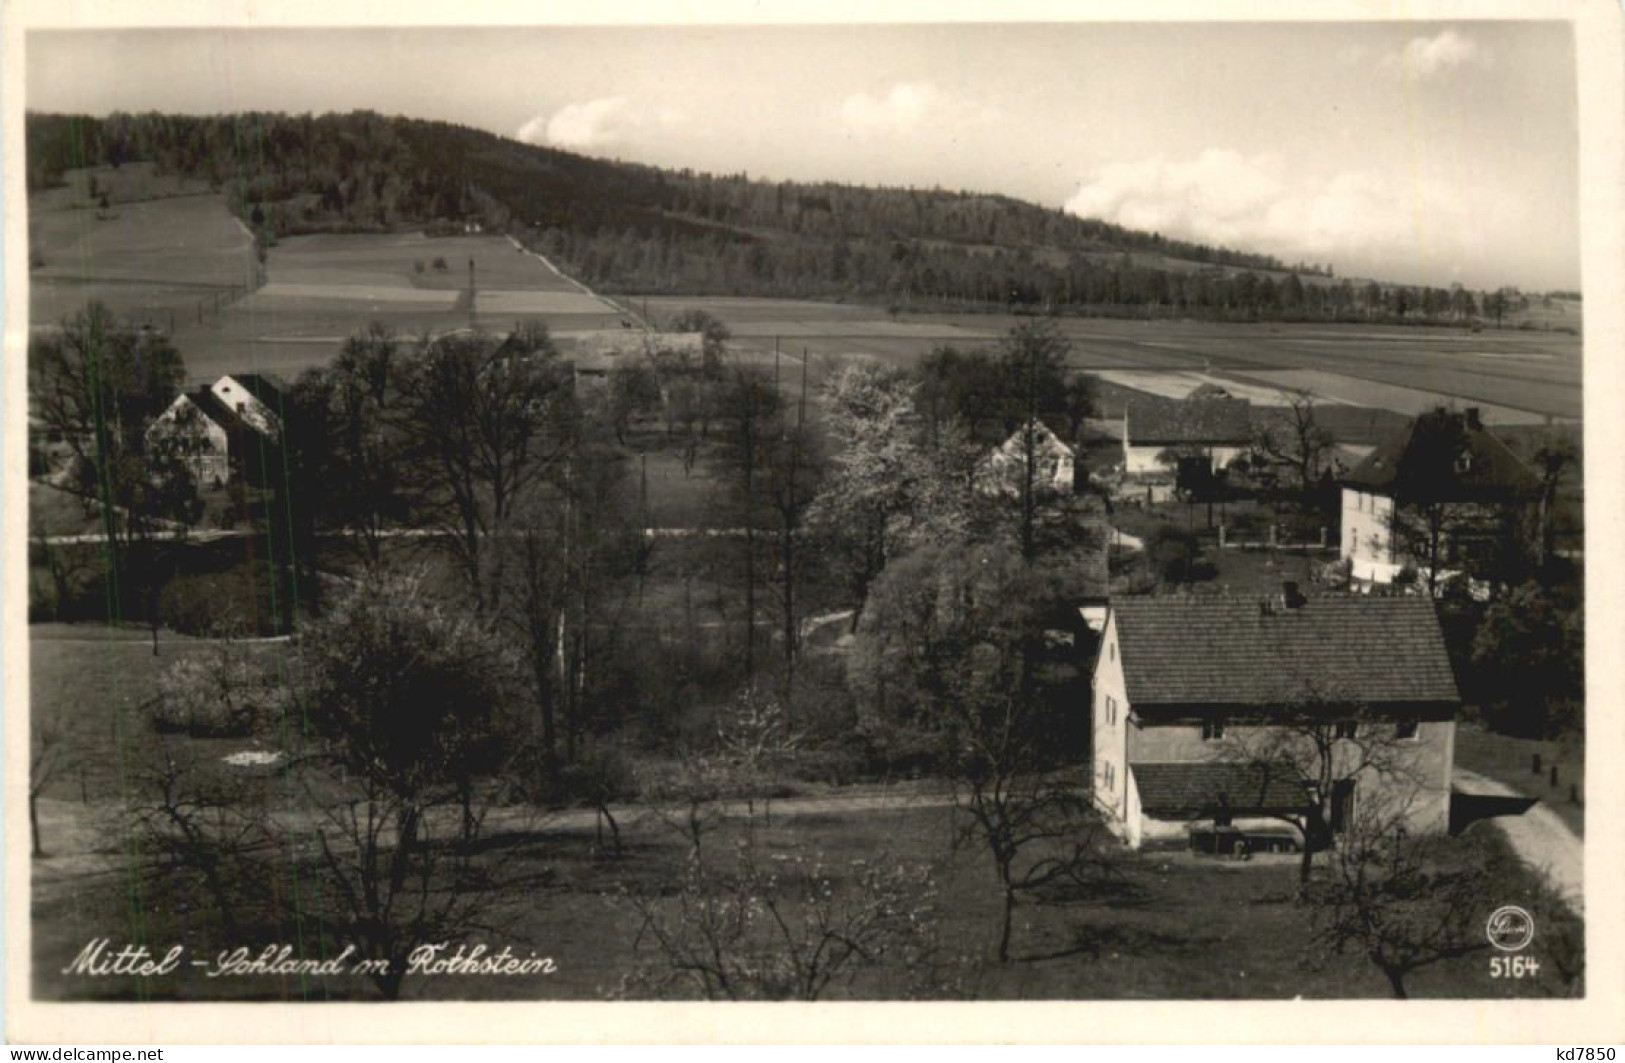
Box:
[30,167,1582,427]
[32,793,1580,1002]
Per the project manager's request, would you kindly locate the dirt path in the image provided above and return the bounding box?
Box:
[503,235,646,327]
[1454,768,1583,915]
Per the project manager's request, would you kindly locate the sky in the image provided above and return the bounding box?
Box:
[24,21,1581,291]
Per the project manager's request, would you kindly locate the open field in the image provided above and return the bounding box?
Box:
[30,186,1582,426]
[29,167,257,327]
[642,297,1583,425]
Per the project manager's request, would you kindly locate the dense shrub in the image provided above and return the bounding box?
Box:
[153,646,283,737]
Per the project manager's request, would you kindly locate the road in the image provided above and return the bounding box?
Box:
[1454,768,1583,915]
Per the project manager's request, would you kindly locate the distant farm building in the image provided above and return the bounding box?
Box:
[1121,392,1252,501]
[556,330,706,386]
[145,373,288,488]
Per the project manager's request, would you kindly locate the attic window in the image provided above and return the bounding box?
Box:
[1201,719,1226,742]
[1335,720,1359,740]
[1395,719,1420,741]
[1455,450,1473,474]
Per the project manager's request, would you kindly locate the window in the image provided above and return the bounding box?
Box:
[1202,719,1226,741]
[1109,642,1115,662]
[1395,719,1420,741]
[1100,761,1115,789]
[1335,720,1358,740]
[1105,695,1117,726]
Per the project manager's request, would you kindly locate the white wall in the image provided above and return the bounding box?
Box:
[148,394,232,486]
[1091,612,1131,830]
[1124,444,1244,477]
[1340,487,1402,582]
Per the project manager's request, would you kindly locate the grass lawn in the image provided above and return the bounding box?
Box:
[32,802,1579,1002]
[1454,724,1584,838]
[30,625,294,804]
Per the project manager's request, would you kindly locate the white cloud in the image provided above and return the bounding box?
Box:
[1064,150,1502,275]
[516,97,685,151]
[1392,30,1491,79]
[841,82,943,133]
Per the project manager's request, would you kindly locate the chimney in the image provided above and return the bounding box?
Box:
[1282,581,1306,610]
[1464,407,1482,430]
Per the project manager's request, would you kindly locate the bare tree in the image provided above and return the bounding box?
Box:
[130,739,273,939]
[1256,389,1334,496]
[1219,680,1434,893]
[29,302,189,589]
[619,835,942,1000]
[30,716,68,858]
[709,366,783,683]
[397,328,577,612]
[1309,790,1489,998]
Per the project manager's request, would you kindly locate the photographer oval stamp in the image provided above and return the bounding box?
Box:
[1486,905,1536,952]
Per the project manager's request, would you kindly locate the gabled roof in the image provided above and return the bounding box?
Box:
[1132,763,1310,817]
[1109,595,1460,708]
[978,419,1075,495]
[157,388,249,436]
[219,372,288,411]
[1125,395,1252,446]
[1342,407,1540,501]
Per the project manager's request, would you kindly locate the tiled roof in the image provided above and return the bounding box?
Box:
[1126,395,1252,446]
[178,389,249,435]
[1132,762,1310,817]
[1342,407,1540,500]
[225,373,288,411]
[1111,595,1460,708]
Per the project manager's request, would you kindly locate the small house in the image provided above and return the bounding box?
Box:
[977,419,1077,497]
[556,330,706,388]
[145,389,247,488]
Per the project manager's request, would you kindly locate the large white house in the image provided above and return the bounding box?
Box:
[1338,406,1541,584]
[1092,593,1460,851]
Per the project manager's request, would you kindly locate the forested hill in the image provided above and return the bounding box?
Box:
[28,109,1505,322]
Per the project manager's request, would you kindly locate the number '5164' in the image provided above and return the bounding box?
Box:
[1489,955,1541,979]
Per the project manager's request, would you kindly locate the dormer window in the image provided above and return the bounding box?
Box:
[1455,450,1473,474]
